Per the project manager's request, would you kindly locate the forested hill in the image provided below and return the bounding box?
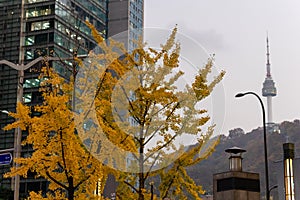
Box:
[187,119,300,195]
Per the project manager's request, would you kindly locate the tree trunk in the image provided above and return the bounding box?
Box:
[138,172,145,200]
[68,177,75,200]
[68,191,74,200]
[138,136,145,200]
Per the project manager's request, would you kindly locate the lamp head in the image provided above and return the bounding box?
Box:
[235,93,245,98]
[0,110,9,114]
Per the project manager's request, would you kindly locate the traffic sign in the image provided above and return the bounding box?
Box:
[0,153,12,166]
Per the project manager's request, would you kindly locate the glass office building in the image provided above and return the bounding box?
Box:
[0,0,143,198]
[108,0,144,50]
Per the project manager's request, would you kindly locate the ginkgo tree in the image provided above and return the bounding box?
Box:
[3,61,107,199]
[4,22,224,200]
[76,26,225,200]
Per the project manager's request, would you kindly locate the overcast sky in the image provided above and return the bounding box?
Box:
[144,0,300,135]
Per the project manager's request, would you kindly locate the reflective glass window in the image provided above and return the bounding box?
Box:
[31,22,41,31]
[26,0,48,3]
[24,79,41,88]
[25,36,35,46]
[75,0,106,21]
[35,33,48,45]
[42,21,50,29]
[31,21,50,31]
[54,34,64,46]
[23,94,32,103]
[25,49,34,60]
[26,5,53,18]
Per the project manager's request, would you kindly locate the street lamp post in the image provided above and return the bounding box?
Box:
[235,92,270,200]
[0,57,61,200]
[0,58,44,200]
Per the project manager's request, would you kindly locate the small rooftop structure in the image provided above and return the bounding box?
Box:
[213,147,260,200]
[225,146,246,172]
[225,146,246,154]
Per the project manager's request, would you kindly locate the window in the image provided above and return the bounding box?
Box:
[25,33,53,46]
[27,10,38,17]
[40,8,51,16]
[23,93,32,103]
[25,47,54,60]
[54,34,64,46]
[24,79,41,88]
[56,22,64,33]
[42,21,50,29]
[26,5,53,18]
[23,92,42,104]
[53,62,72,78]
[35,33,48,45]
[49,32,54,42]
[75,0,106,21]
[31,21,50,31]
[25,49,34,60]
[31,22,41,31]
[59,0,69,6]
[25,36,35,46]
[55,21,91,37]
[34,48,47,58]
[26,0,48,3]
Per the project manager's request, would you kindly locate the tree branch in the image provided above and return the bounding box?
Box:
[124,180,138,193]
[59,128,71,184]
[46,171,68,190]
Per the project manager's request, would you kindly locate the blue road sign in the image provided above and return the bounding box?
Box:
[0,153,12,166]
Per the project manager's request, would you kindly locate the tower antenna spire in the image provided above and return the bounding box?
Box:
[266,34,271,77]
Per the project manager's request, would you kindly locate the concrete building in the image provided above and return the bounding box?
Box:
[0,0,143,198]
[213,147,260,200]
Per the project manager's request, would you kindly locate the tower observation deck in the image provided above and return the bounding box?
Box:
[262,37,277,125]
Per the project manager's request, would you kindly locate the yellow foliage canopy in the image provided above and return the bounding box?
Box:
[4,65,105,199]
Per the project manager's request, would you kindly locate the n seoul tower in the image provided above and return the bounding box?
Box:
[262,37,277,125]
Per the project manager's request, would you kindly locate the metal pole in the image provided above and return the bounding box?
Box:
[13,68,24,200]
[0,58,45,199]
[235,92,270,200]
[13,0,25,198]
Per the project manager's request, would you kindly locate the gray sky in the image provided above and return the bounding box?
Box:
[144,0,300,135]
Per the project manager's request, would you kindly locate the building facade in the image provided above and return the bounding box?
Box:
[0,0,143,198]
[108,0,143,52]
